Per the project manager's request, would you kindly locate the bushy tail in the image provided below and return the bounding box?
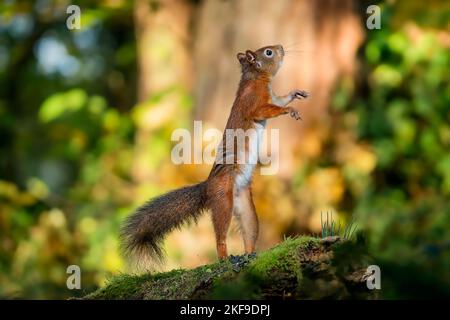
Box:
[120,182,207,266]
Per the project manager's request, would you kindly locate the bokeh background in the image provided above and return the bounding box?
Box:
[0,0,449,299]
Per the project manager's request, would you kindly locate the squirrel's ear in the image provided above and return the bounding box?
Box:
[237,52,246,63]
[245,50,256,63]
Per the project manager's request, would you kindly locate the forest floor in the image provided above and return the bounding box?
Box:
[84,236,377,300]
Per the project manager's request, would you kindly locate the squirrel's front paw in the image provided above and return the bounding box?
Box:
[291,90,310,100]
[287,107,302,120]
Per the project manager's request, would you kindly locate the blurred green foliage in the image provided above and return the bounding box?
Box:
[0,1,138,298]
[0,0,449,299]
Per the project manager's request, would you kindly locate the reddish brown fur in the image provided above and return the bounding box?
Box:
[121,45,309,264]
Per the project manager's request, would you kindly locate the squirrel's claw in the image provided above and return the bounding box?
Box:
[293,90,310,99]
[288,107,302,121]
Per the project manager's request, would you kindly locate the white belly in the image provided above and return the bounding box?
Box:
[235,121,265,190]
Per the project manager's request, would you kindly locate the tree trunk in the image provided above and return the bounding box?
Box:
[132,0,193,183]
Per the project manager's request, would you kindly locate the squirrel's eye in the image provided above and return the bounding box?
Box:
[264,49,273,57]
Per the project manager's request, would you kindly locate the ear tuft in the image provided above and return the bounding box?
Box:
[245,50,256,63]
[237,52,246,63]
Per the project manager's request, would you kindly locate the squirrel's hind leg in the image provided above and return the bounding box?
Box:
[233,186,258,254]
[207,174,234,260]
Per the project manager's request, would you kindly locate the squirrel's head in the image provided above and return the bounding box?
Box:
[237,45,284,77]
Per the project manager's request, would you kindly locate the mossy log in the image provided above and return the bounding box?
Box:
[84,236,377,300]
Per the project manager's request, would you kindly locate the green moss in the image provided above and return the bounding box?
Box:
[249,236,317,278]
[84,273,154,300]
[85,258,235,300]
[140,262,233,299]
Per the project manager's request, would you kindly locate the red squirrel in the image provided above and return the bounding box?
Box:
[121,45,309,264]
